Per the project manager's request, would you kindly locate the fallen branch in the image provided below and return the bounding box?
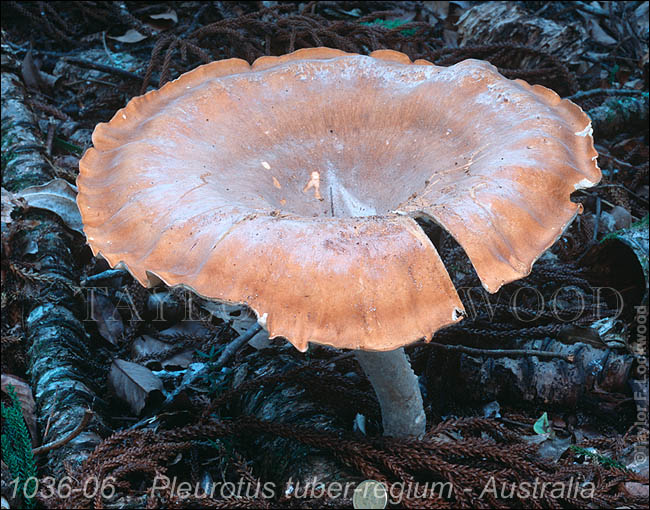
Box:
[428,341,574,362]
[423,336,633,412]
[214,322,263,368]
[567,88,648,102]
[63,57,143,82]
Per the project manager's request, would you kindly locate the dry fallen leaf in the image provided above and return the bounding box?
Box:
[108,29,148,44]
[623,482,649,499]
[107,11,177,44]
[586,18,617,46]
[109,359,164,415]
[149,10,178,23]
[90,292,124,346]
[132,335,193,370]
[522,433,573,463]
[424,0,468,21]
[634,2,649,34]
[1,187,25,225]
[16,179,84,234]
[426,1,450,20]
[21,49,41,90]
[159,320,212,337]
[1,374,38,446]
[197,300,270,348]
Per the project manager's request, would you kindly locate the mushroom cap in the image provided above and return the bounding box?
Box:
[77,48,600,352]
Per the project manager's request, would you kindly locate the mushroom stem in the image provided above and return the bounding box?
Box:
[355,348,426,438]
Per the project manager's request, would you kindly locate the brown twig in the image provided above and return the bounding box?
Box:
[33,409,93,456]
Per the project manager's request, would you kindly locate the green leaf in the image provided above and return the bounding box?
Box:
[533,411,550,435]
[1,385,37,508]
[53,137,83,155]
[360,18,417,36]
[569,445,629,470]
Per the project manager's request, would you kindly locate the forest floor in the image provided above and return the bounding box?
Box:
[1,1,649,509]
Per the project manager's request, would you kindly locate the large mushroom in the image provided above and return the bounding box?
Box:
[77,48,600,438]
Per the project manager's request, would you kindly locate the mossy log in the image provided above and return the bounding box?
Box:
[2,73,109,477]
[589,95,649,138]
